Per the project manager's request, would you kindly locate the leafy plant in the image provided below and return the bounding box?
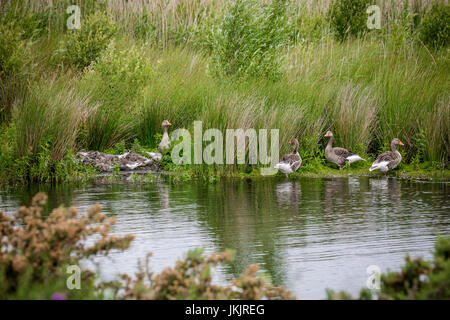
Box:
[82,41,153,151]
[209,0,289,80]
[0,23,29,123]
[57,11,117,69]
[290,6,328,43]
[419,2,450,48]
[0,193,134,298]
[328,0,371,41]
[118,248,294,300]
[328,237,450,300]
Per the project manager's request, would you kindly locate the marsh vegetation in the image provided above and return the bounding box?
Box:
[0,0,448,183]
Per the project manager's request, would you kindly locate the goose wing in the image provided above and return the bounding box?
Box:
[373,151,395,164]
[333,147,354,158]
[290,158,302,172]
[281,153,301,165]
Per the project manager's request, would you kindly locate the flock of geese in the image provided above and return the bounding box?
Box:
[157,120,404,178]
[276,130,404,178]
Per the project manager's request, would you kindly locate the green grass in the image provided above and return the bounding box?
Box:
[0,0,448,183]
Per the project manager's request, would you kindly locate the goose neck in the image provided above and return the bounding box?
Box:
[292,142,299,154]
[390,141,397,152]
[326,136,334,150]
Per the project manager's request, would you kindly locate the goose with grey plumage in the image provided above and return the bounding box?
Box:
[369,138,404,174]
[158,120,172,154]
[324,131,365,170]
[274,138,302,178]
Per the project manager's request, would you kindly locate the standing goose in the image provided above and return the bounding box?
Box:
[370,138,404,173]
[324,131,365,170]
[158,120,172,154]
[274,138,302,178]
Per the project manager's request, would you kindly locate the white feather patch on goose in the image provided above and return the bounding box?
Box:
[369,161,390,172]
[346,155,365,163]
[274,162,293,174]
[125,162,141,170]
[117,152,129,159]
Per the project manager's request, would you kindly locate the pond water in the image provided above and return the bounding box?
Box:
[1,176,449,299]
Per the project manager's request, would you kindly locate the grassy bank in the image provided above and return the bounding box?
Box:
[0,0,448,184]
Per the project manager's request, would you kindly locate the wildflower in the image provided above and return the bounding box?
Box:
[51,293,66,300]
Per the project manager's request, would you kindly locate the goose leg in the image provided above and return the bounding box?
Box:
[285,174,289,179]
[339,166,342,170]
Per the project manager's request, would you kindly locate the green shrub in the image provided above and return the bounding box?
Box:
[383,8,414,47]
[120,248,294,300]
[328,0,371,41]
[133,10,156,40]
[14,80,87,161]
[0,23,29,123]
[419,3,450,48]
[328,237,450,300]
[0,8,53,39]
[6,78,95,182]
[82,41,153,151]
[86,41,153,105]
[209,0,289,80]
[290,7,328,43]
[0,193,134,299]
[58,11,117,69]
[0,24,25,80]
[0,123,16,181]
[374,238,449,300]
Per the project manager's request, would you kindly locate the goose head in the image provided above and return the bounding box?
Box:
[162,120,172,128]
[289,138,299,146]
[324,131,333,138]
[392,138,404,146]
[289,138,299,152]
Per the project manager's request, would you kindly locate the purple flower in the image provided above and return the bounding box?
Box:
[51,293,66,300]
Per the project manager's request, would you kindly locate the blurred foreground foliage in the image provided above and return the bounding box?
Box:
[0,193,294,299]
[328,237,450,300]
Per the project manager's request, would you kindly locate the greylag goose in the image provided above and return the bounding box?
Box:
[158,120,172,154]
[324,131,365,170]
[370,138,404,173]
[274,138,302,178]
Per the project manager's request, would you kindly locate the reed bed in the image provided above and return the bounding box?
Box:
[0,0,448,182]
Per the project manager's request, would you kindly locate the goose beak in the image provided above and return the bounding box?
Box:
[167,122,172,126]
[399,141,404,146]
[324,133,329,137]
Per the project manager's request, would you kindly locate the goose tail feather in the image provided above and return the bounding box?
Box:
[346,155,365,163]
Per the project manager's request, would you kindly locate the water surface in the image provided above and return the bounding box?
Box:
[1,176,448,299]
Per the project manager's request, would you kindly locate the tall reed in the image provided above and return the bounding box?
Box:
[1,0,448,179]
[14,77,91,161]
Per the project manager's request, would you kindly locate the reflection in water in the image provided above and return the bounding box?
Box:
[322,178,349,215]
[158,182,170,211]
[0,177,448,299]
[275,181,301,209]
